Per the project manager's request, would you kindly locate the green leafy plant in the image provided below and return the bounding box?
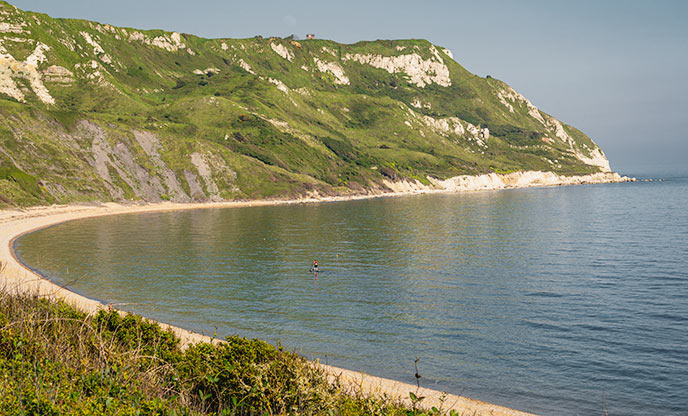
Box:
[0,291,462,415]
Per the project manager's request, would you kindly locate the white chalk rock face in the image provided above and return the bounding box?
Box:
[193,68,220,75]
[575,148,611,172]
[0,42,55,104]
[495,85,611,171]
[80,31,104,54]
[238,59,255,74]
[128,31,146,42]
[127,30,190,54]
[423,115,465,136]
[429,171,626,192]
[313,57,350,85]
[497,86,546,124]
[344,48,451,88]
[270,42,294,61]
[41,65,74,83]
[0,22,26,34]
[269,77,289,93]
[382,172,628,195]
[152,32,186,52]
[79,32,115,65]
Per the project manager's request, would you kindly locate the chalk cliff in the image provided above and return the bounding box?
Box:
[0,1,618,206]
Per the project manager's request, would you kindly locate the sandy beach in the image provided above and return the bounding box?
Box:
[0,171,630,415]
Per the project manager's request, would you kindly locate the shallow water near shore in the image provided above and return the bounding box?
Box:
[15,168,688,415]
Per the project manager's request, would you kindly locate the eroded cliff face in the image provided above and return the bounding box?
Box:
[383,171,629,195]
[0,115,247,205]
[0,1,614,206]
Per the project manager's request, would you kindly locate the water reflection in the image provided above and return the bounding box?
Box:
[15,180,688,416]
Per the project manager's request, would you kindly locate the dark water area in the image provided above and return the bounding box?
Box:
[15,170,688,415]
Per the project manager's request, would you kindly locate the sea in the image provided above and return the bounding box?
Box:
[15,164,688,415]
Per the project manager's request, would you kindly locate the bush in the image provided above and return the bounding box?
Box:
[0,291,442,415]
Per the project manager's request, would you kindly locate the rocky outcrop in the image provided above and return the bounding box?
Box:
[128,30,191,54]
[270,42,294,61]
[41,65,74,83]
[27,120,238,203]
[0,41,54,104]
[383,171,631,194]
[313,57,350,85]
[344,47,451,88]
[431,171,629,191]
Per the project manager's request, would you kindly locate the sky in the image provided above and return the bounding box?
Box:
[10,0,688,173]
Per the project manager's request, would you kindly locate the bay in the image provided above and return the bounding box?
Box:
[15,169,688,415]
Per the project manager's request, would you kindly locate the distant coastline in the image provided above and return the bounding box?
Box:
[1,171,632,416]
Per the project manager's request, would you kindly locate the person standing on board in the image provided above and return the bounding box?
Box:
[312,259,319,272]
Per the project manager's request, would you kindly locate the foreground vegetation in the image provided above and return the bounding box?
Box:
[0,290,451,415]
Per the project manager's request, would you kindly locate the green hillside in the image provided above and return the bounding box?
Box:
[0,1,611,206]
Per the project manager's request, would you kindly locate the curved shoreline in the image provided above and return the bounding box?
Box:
[0,174,632,416]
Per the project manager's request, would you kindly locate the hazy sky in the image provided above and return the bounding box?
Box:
[11,0,687,172]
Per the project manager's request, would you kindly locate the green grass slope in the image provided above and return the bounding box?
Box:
[0,1,611,207]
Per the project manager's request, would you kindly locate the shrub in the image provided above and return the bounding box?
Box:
[0,292,442,415]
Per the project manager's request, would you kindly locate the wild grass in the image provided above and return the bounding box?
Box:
[0,289,453,415]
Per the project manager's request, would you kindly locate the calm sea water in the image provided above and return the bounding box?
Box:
[15,168,688,415]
